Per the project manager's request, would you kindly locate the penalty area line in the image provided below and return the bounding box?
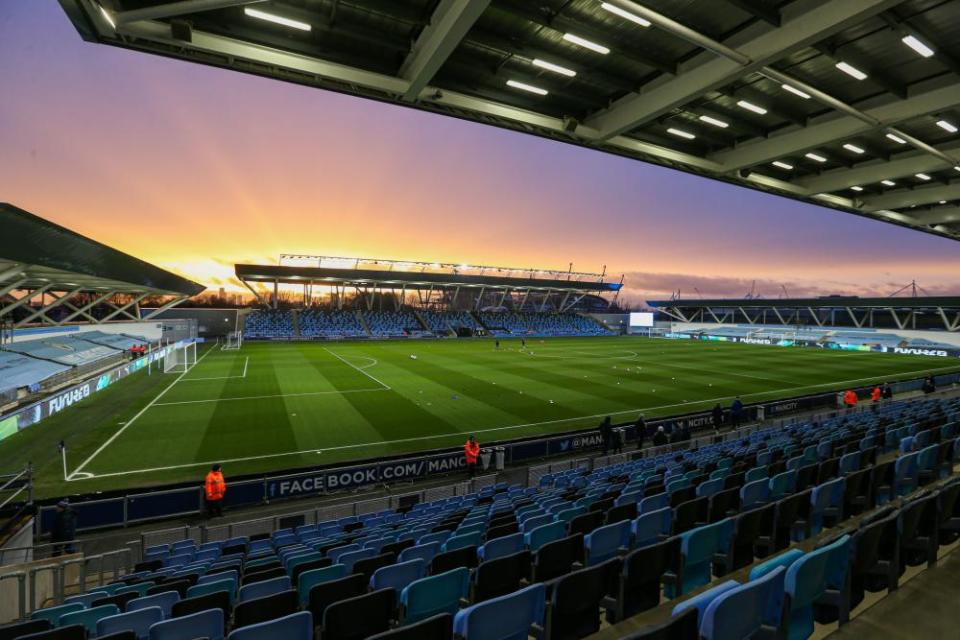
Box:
[181,356,250,381]
[66,346,216,481]
[323,348,392,390]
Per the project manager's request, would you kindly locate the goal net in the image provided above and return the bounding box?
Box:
[164,342,197,373]
[222,331,243,351]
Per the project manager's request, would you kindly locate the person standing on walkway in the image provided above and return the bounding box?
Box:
[464,435,480,478]
[599,416,613,455]
[634,415,646,450]
[204,464,226,517]
[730,397,744,429]
[51,500,77,556]
[711,403,723,434]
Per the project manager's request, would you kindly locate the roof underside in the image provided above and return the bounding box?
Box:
[647,296,960,309]
[0,203,205,297]
[236,263,621,291]
[59,0,960,240]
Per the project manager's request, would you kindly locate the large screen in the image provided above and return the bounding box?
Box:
[629,312,654,327]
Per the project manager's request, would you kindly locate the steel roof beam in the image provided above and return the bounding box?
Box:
[796,143,960,193]
[812,43,908,99]
[722,0,782,27]
[714,83,960,170]
[114,0,264,25]
[585,0,900,140]
[861,182,960,211]
[907,206,960,226]
[399,0,491,102]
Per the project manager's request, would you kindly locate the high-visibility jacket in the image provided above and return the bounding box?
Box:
[205,471,226,501]
[871,386,882,402]
[464,441,480,465]
[843,390,858,407]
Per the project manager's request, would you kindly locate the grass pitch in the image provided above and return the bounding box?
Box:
[4,336,959,497]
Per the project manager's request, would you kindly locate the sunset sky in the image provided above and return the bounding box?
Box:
[3,2,960,305]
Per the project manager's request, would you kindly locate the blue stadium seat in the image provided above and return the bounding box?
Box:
[400,567,470,625]
[59,605,120,635]
[524,521,565,552]
[631,507,672,548]
[227,611,311,640]
[478,533,524,562]
[370,559,427,604]
[584,520,631,566]
[97,606,163,640]
[148,608,224,640]
[238,575,291,603]
[700,566,787,640]
[127,591,179,618]
[453,583,545,640]
[783,535,851,640]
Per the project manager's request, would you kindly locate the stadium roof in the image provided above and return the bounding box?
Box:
[236,263,622,292]
[60,1,960,240]
[647,296,960,309]
[0,203,204,326]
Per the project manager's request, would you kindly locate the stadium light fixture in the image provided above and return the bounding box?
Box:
[736,100,767,115]
[902,35,934,58]
[885,133,907,144]
[532,59,576,77]
[771,161,793,170]
[698,115,729,128]
[667,127,696,140]
[955,166,960,172]
[915,173,932,181]
[842,143,865,154]
[881,179,896,186]
[600,2,651,27]
[850,186,864,192]
[936,119,958,133]
[563,33,610,54]
[781,84,810,99]
[835,61,868,80]
[244,7,312,31]
[940,200,948,204]
[506,79,548,95]
[805,152,827,163]
[98,3,116,28]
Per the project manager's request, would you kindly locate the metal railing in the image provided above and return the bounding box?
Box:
[0,465,32,513]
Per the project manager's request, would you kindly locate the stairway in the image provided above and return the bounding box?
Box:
[356,310,372,336]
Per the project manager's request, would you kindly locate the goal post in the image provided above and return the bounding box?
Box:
[222,331,243,351]
[163,341,197,373]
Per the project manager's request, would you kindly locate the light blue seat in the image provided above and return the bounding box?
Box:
[186,577,236,605]
[116,582,156,598]
[339,548,376,573]
[894,452,919,496]
[64,591,109,607]
[615,490,643,507]
[584,520,631,566]
[639,492,670,514]
[60,604,120,635]
[916,444,939,483]
[632,507,672,549]
[666,478,690,494]
[808,478,845,536]
[749,548,804,580]
[525,521,566,553]
[328,543,361,564]
[521,514,553,534]
[839,451,861,475]
[226,611,311,640]
[701,566,787,640]
[453,583,545,640]
[769,470,797,500]
[671,518,735,596]
[197,570,237,589]
[370,558,426,604]
[554,506,586,524]
[456,522,485,537]
[31,602,84,625]
[286,552,323,577]
[149,608,225,640]
[128,591,180,618]
[398,541,441,565]
[238,575,291,603]
[400,567,470,624]
[443,531,482,552]
[745,466,768,484]
[696,478,725,499]
[417,531,451,547]
[478,533,524,562]
[670,580,738,622]
[298,564,347,607]
[98,606,163,640]
[740,479,770,510]
[784,535,852,640]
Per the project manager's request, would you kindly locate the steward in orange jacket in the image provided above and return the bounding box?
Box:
[464,436,480,478]
[204,464,226,517]
[843,389,858,408]
[870,386,882,402]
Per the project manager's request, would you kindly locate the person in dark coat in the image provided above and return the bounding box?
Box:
[634,415,647,450]
[881,382,893,400]
[730,397,744,428]
[599,416,613,455]
[922,375,936,394]
[711,404,723,433]
[652,426,668,447]
[680,424,692,442]
[51,499,77,556]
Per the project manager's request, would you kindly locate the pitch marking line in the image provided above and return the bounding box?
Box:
[67,345,216,481]
[67,362,960,481]
[323,348,392,390]
[181,356,249,381]
[153,387,388,407]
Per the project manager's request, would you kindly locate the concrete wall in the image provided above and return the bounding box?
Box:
[669,322,960,347]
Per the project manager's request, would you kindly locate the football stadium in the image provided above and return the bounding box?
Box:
[2,1,960,639]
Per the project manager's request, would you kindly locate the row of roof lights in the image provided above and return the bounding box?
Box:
[243,7,311,31]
